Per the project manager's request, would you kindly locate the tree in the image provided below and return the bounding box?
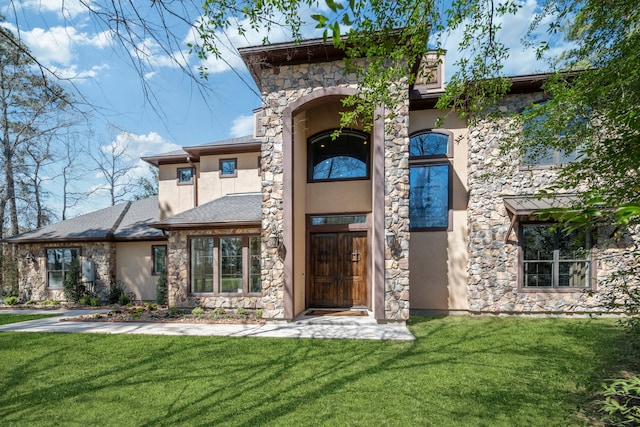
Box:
[133,165,159,201]
[0,26,75,237]
[90,133,138,206]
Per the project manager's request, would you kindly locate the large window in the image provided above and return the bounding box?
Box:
[152,245,167,275]
[409,130,452,230]
[521,103,583,167]
[189,235,261,294]
[521,224,592,289]
[46,248,80,288]
[308,129,370,181]
[191,238,214,293]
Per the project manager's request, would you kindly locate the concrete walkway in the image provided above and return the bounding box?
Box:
[0,309,415,341]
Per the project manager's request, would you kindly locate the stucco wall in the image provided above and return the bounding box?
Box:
[158,162,198,219]
[116,241,166,301]
[198,152,261,203]
[408,109,470,312]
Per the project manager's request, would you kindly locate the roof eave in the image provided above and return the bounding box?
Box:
[150,220,261,231]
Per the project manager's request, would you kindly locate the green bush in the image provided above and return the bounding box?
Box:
[107,282,126,304]
[191,307,204,317]
[155,269,168,305]
[255,308,263,319]
[600,377,640,424]
[90,297,102,307]
[118,293,130,305]
[213,307,226,316]
[79,295,92,305]
[167,307,182,317]
[4,296,18,305]
[63,258,86,303]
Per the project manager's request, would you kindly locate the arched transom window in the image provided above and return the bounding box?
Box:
[308,129,370,181]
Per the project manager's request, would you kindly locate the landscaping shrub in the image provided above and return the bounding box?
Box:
[118,293,130,305]
[107,281,127,304]
[90,297,102,307]
[155,269,168,305]
[191,307,204,317]
[79,295,92,306]
[63,258,86,303]
[4,296,18,305]
[600,377,640,424]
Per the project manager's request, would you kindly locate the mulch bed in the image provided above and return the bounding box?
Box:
[60,305,265,325]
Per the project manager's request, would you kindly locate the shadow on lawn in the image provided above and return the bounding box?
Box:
[0,317,633,426]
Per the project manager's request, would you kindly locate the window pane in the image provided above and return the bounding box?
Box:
[249,236,261,293]
[522,225,554,260]
[523,261,553,287]
[410,164,449,229]
[48,271,64,288]
[558,261,589,287]
[310,215,367,226]
[559,230,589,259]
[177,168,193,183]
[220,237,243,293]
[153,246,167,275]
[309,130,369,180]
[46,248,78,288]
[220,159,236,176]
[191,238,213,293]
[410,132,449,157]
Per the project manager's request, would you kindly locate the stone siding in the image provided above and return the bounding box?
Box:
[258,58,411,321]
[467,92,637,313]
[383,82,411,321]
[15,241,115,302]
[166,228,263,309]
[258,60,362,319]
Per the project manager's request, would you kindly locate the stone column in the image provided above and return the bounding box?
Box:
[383,82,411,321]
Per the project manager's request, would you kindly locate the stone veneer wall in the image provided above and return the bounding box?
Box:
[15,241,115,302]
[258,58,411,321]
[467,92,637,313]
[383,84,411,321]
[166,228,263,309]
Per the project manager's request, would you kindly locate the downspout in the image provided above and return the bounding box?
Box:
[188,156,198,208]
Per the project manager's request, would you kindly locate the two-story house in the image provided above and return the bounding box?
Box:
[6,35,634,322]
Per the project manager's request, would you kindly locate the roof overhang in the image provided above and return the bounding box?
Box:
[503,194,580,242]
[149,220,260,231]
[183,142,261,158]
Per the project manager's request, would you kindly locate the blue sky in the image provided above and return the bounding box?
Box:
[2,0,565,218]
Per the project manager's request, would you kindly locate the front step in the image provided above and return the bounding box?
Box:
[294,309,377,326]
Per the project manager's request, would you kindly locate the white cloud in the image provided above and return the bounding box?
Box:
[439,0,574,80]
[185,9,325,75]
[229,115,254,138]
[6,25,113,66]
[12,0,91,19]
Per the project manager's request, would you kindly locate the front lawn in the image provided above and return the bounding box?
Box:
[0,316,634,426]
[0,313,60,325]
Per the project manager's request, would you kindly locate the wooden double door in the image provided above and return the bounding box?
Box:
[309,231,368,308]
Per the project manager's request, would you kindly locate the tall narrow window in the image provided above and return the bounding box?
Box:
[191,238,214,293]
[308,129,370,181]
[249,236,262,293]
[409,130,452,230]
[220,237,243,293]
[152,245,167,275]
[46,248,80,288]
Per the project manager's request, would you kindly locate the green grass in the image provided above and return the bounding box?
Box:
[0,314,60,325]
[0,316,634,426]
